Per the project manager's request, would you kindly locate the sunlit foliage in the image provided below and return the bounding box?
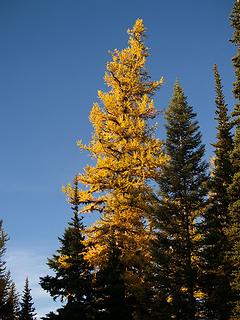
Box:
[64,20,168,311]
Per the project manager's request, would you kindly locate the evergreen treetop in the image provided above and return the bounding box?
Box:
[0,221,19,320]
[0,220,8,278]
[201,64,233,320]
[19,278,36,320]
[230,0,240,120]
[153,81,208,320]
[40,178,93,319]
[211,64,233,192]
[227,1,240,318]
[7,282,20,320]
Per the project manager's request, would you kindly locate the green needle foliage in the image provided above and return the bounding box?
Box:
[0,220,9,318]
[227,1,240,318]
[230,0,240,119]
[211,64,233,194]
[202,64,233,320]
[0,221,19,320]
[153,81,208,320]
[4,280,19,320]
[40,178,93,319]
[18,278,36,320]
[92,235,133,320]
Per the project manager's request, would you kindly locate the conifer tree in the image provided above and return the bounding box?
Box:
[92,235,133,320]
[201,64,233,319]
[40,178,93,319]
[0,220,9,318]
[18,278,36,320]
[227,1,240,318]
[0,221,18,320]
[6,282,20,320]
[64,19,167,316]
[153,81,208,320]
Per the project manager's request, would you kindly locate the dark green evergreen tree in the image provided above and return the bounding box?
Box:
[153,81,208,320]
[201,64,233,319]
[227,1,240,318]
[0,221,19,320]
[0,220,9,318]
[92,233,134,320]
[40,178,93,319]
[18,278,36,320]
[6,282,20,320]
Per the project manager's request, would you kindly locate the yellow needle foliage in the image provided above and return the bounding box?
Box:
[64,19,168,294]
[57,255,71,269]
[166,289,206,304]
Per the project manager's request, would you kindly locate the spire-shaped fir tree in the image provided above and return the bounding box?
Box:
[40,177,93,319]
[0,220,9,318]
[1,274,20,320]
[18,278,36,320]
[0,221,19,320]
[227,1,240,318]
[153,81,208,320]
[6,282,20,320]
[7,287,18,320]
[64,19,168,316]
[202,64,233,319]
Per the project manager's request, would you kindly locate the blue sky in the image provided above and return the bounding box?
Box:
[0,0,235,318]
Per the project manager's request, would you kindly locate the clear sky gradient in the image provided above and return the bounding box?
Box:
[0,0,235,318]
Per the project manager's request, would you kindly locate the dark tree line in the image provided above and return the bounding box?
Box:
[0,221,36,320]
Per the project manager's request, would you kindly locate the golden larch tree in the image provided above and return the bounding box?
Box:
[64,19,168,301]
